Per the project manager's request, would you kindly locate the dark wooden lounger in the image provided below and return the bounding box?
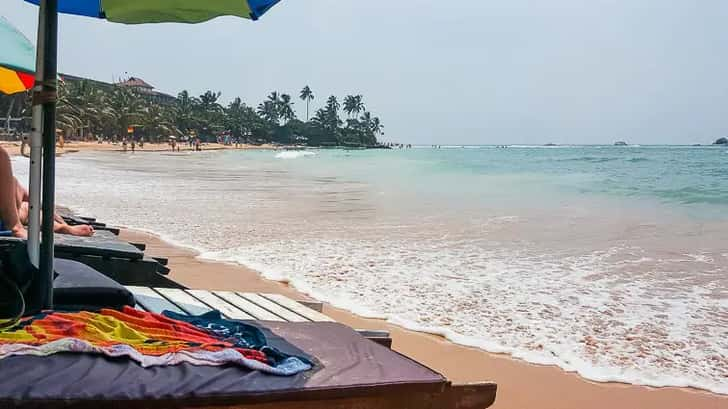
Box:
[53,230,143,260]
[0,232,171,286]
[0,230,142,260]
[57,211,120,235]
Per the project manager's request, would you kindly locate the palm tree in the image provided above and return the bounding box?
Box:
[353,95,365,118]
[103,87,145,137]
[326,95,340,113]
[299,85,314,121]
[359,111,372,129]
[311,108,327,128]
[278,93,296,124]
[342,95,366,121]
[343,95,356,119]
[261,91,283,125]
[267,91,280,107]
[55,80,83,134]
[140,103,178,142]
[370,117,383,136]
[197,90,224,138]
[64,80,106,138]
[172,90,201,136]
[257,100,279,124]
[360,111,383,134]
[324,96,342,131]
[198,90,222,113]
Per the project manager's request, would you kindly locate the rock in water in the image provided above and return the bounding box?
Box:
[614,141,628,146]
[713,137,728,145]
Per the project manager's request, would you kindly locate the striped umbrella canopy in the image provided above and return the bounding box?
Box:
[0,16,35,94]
[24,0,281,23]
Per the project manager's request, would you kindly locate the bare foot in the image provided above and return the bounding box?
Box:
[59,224,95,237]
[11,224,27,240]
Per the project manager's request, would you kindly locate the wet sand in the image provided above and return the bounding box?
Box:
[120,228,727,409]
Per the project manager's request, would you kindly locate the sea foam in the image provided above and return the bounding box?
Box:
[274,151,316,159]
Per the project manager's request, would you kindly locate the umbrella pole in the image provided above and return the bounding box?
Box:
[27,0,48,267]
[38,0,58,309]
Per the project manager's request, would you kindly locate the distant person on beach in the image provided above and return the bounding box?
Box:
[122,137,128,152]
[131,139,136,153]
[139,137,144,149]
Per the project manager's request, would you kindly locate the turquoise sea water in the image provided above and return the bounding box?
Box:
[303,145,728,211]
[13,145,728,393]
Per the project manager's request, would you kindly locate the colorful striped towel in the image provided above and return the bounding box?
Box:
[0,306,311,375]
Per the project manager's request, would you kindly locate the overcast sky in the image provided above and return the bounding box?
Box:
[4,1,728,144]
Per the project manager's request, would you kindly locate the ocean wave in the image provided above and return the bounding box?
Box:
[626,157,649,163]
[274,151,317,159]
[509,144,577,148]
[559,156,618,163]
[654,187,728,205]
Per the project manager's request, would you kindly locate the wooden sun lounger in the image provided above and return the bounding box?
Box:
[0,322,496,409]
[56,210,120,235]
[126,286,392,348]
[53,230,144,259]
[0,232,174,287]
[0,230,142,260]
[121,286,497,409]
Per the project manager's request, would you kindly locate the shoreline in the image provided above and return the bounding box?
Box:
[119,227,727,409]
[0,140,384,158]
[0,140,292,157]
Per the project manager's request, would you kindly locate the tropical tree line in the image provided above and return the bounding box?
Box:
[0,80,384,147]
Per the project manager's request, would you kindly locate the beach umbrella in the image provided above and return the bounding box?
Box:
[23,0,283,309]
[1,16,45,274]
[24,0,281,23]
[0,16,35,94]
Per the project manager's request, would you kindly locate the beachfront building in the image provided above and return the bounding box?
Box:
[116,76,176,105]
[61,73,176,105]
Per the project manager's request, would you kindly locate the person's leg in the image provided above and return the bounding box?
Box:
[52,214,94,236]
[0,147,26,238]
[18,201,93,236]
[14,179,24,211]
[18,201,29,225]
[14,177,94,237]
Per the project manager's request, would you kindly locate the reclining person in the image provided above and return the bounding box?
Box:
[0,147,27,238]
